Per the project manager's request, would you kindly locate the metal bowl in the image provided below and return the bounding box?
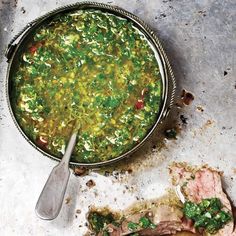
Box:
[5,1,175,167]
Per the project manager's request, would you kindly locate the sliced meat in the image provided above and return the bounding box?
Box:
[173,232,201,236]
[138,221,182,235]
[185,169,231,210]
[102,200,197,235]
[169,162,194,187]
[92,163,235,236]
[121,205,185,235]
[153,205,183,224]
[169,162,235,236]
[181,217,196,233]
[121,211,153,233]
[127,210,154,222]
[137,205,196,236]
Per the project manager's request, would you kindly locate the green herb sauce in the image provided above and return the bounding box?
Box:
[88,211,117,233]
[11,9,162,163]
[88,211,156,235]
[183,198,232,234]
[128,216,156,231]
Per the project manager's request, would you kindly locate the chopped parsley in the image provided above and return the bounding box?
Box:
[183,198,232,234]
[128,216,156,232]
[128,221,139,231]
[11,9,162,164]
[88,212,116,233]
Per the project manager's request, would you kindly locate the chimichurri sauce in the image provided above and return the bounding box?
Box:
[11,10,162,163]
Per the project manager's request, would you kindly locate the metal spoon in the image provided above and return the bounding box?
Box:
[35,130,78,220]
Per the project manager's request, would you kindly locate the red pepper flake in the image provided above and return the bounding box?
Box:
[135,99,144,109]
[134,88,148,109]
[29,41,44,55]
[36,136,48,149]
[29,45,37,54]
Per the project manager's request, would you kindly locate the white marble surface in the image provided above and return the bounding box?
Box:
[0,0,235,235]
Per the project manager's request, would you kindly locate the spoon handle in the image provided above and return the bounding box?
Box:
[35,131,78,220]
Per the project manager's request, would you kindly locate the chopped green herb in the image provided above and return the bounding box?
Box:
[128,222,139,231]
[183,198,232,234]
[149,223,157,229]
[88,212,115,233]
[139,216,152,228]
[128,216,156,232]
[11,9,162,164]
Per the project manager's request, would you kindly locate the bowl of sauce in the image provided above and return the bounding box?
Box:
[6,2,175,167]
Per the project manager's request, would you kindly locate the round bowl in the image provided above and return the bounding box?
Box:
[6,2,175,167]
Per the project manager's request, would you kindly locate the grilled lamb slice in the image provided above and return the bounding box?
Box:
[120,205,184,235]
[153,205,183,224]
[101,199,197,235]
[169,162,235,236]
[134,205,197,236]
[181,217,196,233]
[137,221,182,235]
[121,211,153,233]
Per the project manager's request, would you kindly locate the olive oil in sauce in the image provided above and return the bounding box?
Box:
[11,10,162,163]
